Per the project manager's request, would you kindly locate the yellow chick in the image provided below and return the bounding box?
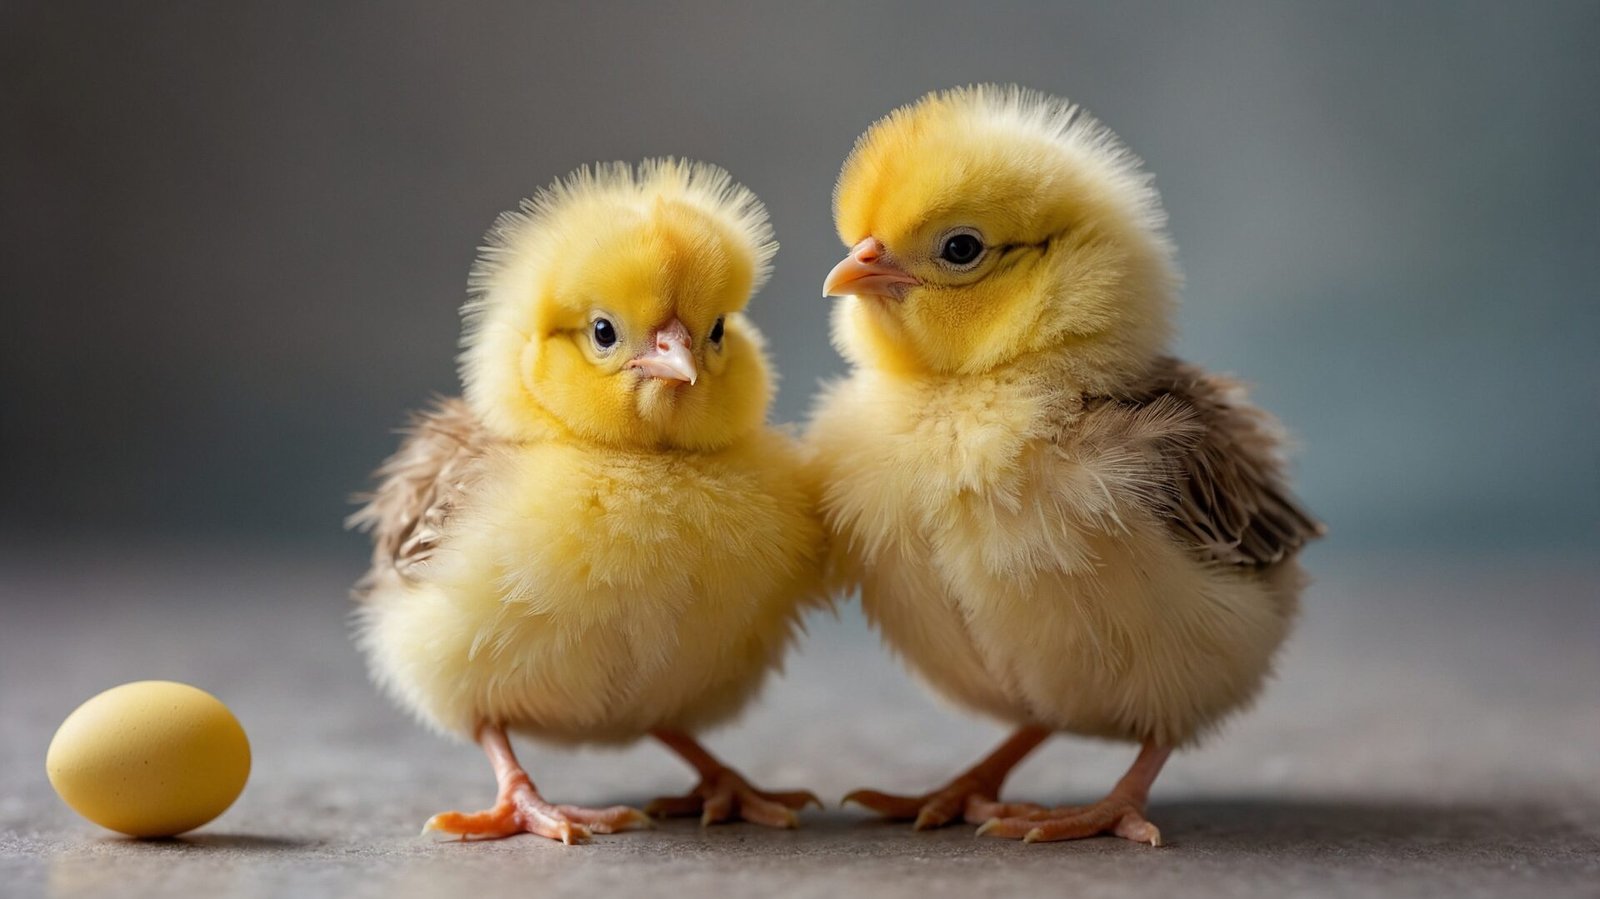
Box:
[809,86,1323,845]
[350,159,826,844]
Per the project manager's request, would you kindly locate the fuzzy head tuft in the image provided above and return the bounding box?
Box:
[461,159,779,450]
[830,85,1179,387]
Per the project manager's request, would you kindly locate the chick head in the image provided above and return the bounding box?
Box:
[461,159,778,451]
[825,85,1178,386]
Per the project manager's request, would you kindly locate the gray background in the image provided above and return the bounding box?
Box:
[4,6,1599,896]
[4,1,1597,557]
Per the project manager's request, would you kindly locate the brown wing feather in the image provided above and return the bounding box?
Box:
[347,397,498,596]
[1084,357,1325,567]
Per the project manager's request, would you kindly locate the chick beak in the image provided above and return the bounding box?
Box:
[625,318,698,385]
[823,237,920,300]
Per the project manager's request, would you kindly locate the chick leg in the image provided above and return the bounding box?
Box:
[844,726,1052,829]
[976,742,1171,846]
[645,729,822,828]
[422,724,651,845]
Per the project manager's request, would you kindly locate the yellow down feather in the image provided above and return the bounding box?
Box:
[810,86,1311,749]
[357,159,826,744]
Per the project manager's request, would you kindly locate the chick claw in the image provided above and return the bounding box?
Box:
[647,767,822,829]
[422,782,651,845]
[844,775,1033,831]
[974,796,1162,846]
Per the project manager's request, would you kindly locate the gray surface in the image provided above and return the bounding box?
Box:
[2,547,1598,898]
[4,1,1599,551]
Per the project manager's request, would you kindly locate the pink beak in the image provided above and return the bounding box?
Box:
[625,318,698,385]
[823,237,920,300]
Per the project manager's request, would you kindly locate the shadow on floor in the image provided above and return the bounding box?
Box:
[47,797,1595,864]
[408,796,1595,862]
[91,833,321,853]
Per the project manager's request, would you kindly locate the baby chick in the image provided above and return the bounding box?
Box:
[350,159,826,844]
[809,86,1322,845]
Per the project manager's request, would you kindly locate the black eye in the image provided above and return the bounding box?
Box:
[592,318,617,349]
[708,316,725,345]
[939,232,984,266]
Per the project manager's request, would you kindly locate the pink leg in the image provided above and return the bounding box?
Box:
[976,743,1171,846]
[422,724,651,845]
[646,729,822,829]
[844,726,1053,830]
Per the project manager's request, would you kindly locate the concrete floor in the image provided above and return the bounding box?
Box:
[2,546,1597,898]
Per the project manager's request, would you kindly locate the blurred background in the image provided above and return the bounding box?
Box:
[3,1,1597,562]
[4,6,1599,892]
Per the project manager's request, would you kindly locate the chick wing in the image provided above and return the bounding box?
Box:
[348,397,497,592]
[1072,356,1325,569]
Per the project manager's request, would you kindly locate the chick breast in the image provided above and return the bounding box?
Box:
[353,400,824,743]
[811,358,1317,748]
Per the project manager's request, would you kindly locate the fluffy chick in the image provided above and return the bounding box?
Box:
[809,86,1322,845]
[351,159,826,844]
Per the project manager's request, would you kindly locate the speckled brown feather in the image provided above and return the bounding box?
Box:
[347,397,498,596]
[1079,356,1324,568]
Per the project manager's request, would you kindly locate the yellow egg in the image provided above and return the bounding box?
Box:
[46,681,251,837]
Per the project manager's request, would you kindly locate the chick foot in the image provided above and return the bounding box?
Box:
[649,729,821,828]
[975,743,1172,846]
[647,766,820,828]
[424,778,651,844]
[975,796,1161,845]
[423,723,650,845]
[843,780,1032,830]
[844,726,1051,830]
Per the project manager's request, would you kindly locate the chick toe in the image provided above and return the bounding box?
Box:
[963,797,1052,823]
[977,798,1161,847]
[649,729,818,829]
[549,803,655,834]
[421,802,524,841]
[650,767,817,829]
[980,742,1168,845]
[423,784,653,845]
[840,789,930,820]
[845,726,1053,829]
[844,779,994,830]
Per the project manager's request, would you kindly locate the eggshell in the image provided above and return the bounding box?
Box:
[46,681,251,837]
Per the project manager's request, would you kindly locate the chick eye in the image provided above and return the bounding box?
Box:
[938,230,985,268]
[592,318,617,349]
[708,316,725,346]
